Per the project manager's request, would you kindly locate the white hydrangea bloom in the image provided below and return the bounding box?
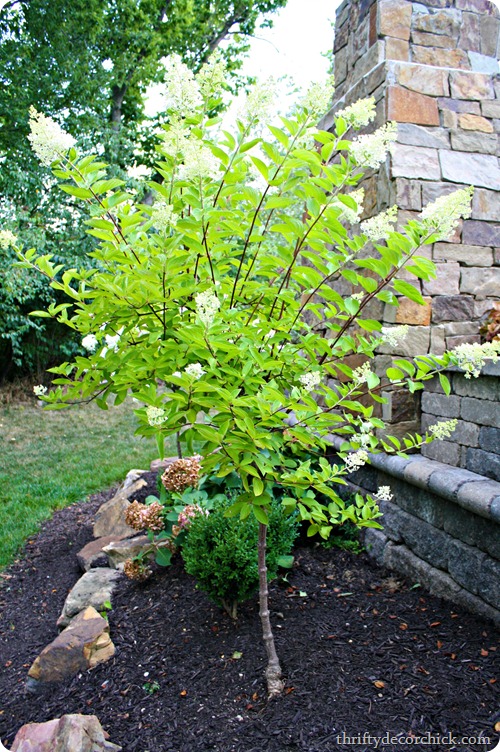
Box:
[151,201,178,233]
[196,50,227,100]
[381,325,409,348]
[361,205,398,241]
[375,486,393,501]
[300,77,335,118]
[344,449,368,473]
[164,55,202,117]
[352,361,374,385]
[159,119,190,158]
[185,362,205,379]
[336,97,376,129]
[104,332,121,351]
[28,107,76,166]
[351,292,364,302]
[240,78,276,124]
[33,384,48,396]
[299,371,322,392]
[337,188,365,224]
[420,187,473,241]
[429,419,458,440]
[349,122,398,169]
[180,139,219,181]
[82,333,98,352]
[146,406,168,426]
[172,371,182,378]
[449,341,500,378]
[0,230,17,249]
[195,289,220,327]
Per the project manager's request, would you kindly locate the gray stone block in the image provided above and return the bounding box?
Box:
[456,480,500,518]
[478,558,500,609]
[421,392,461,418]
[422,262,460,296]
[399,514,451,569]
[391,478,445,527]
[439,151,500,191]
[475,516,500,560]
[466,448,500,482]
[450,131,498,154]
[472,187,500,221]
[433,243,493,266]
[479,426,500,454]
[377,498,407,542]
[467,52,499,75]
[452,374,500,401]
[441,418,479,447]
[383,543,461,599]
[461,396,500,427]
[402,455,441,489]
[462,221,500,247]
[397,123,450,149]
[431,295,475,323]
[362,528,388,563]
[451,588,500,627]
[447,539,486,594]
[421,440,461,466]
[427,467,477,500]
[441,499,481,546]
[391,144,441,180]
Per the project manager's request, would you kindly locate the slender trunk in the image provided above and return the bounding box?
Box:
[176,432,182,459]
[258,522,284,698]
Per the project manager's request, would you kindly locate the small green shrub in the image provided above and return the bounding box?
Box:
[182,495,299,618]
[320,520,364,554]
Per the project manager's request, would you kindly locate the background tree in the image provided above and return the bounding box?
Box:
[0,0,287,377]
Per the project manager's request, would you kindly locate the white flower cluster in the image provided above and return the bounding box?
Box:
[146,406,168,426]
[420,187,474,241]
[105,332,120,350]
[381,325,409,348]
[299,371,322,391]
[240,78,276,124]
[33,384,47,397]
[180,139,219,181]
[351,292,364,302]
[195,289,220,327]
[361,205,398,242]
[300,77,335,119]
[352,361,374,385]
[151,201,178,233]
[449,341,500,378]
[336,97,376,129]
[196,50,227,100]
[0,230,17,249]
[164,55,202,117]
[375,486,393,501]
[337,188,365,224]
[344,449,368,473]
[185,362,205,380]
[28,107,76,166]
[160,120,189,158]
[429,419,458,440]
[82,333,98,352]
[349,122,398,170]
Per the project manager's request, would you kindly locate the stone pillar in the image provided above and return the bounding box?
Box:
[322,0,500,435]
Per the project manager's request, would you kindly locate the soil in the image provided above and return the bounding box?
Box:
[0,474,498,752]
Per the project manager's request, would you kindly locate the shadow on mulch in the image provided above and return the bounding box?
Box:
[0,475,498,752]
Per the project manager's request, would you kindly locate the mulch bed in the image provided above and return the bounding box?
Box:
[0,474,498,752]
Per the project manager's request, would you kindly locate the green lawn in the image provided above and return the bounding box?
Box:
[0,397,171,569]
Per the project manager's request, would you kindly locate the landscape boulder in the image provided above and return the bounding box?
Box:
[93,477,147,539]
[57,568,121,628]
[10,714,121,751]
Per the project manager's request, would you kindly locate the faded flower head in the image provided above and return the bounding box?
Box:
[151,201,178,234]
[164,54,202,117]
[420,187,473,241]
[33,384,47,397]
[161,455,202,493]
[0,230,17,249]
[196,50,227,100]
[429,419,458,440]
[344,449,369,473]
[195,289,220,328]
[185,362,205,380]
[449,341,500,378]
[146,406,168,426]
[349,122,397,170]
[177,503,209,531]
[299,371,322,392]
[82,333,98,352]
[123,558,152,582]
[361,205,398,242]
[125,500,165,533]
[28,107,76,166]
[381,325,409,348]
[336,97,376,129]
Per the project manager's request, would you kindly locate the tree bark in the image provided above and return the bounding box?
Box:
[258,521,284,698]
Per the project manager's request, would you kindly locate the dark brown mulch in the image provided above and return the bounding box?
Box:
[0,475,498,752]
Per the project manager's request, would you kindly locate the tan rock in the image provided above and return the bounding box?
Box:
[103,535,151,569]
[433,243,493,267]
[11,714,121,752]
[458,113,494,132]
[385,38,409,61]
[411,30,456,48]
[150,456,177,472]
[394,298,432,326]
[378,0,412,40]
[387,86,439,126]
[450,71,495,100]
[27,608,115,690]
[460,267,500,298]
[472,188,500,221]
[412,46,469,69]
[93,477,147,539]
[391,143,441,180]
[57,568,122,628]
[77,535,126,572]
[393,62,449,97]
[412,7,461,36]
[441,109,458,129]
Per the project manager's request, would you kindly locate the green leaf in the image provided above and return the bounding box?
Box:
[438,372,451,396]
[155,548,172,567]
[252,476,264,496]
[276,554,294,569]
[252,505,269,525]
[393,280,424,305]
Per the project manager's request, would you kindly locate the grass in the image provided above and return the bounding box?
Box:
[0,396,172,570]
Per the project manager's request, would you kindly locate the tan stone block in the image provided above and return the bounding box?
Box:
[482,100,500,118]
[458,113,494,132]
[450,71,495,100]
[391,143,441,180]
[433,243,493,266]
[411,30,455,48]
[394,297,432,325]
[412,7,461,36]
[442,109,458,129]
[412,46,470,69]
[387,86,439,125]
[378,0,412,40]
[393,62,449,96]
[385,38,409,61]
[472,188,500,221]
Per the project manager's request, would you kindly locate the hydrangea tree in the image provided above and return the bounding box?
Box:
[16,57,499,697]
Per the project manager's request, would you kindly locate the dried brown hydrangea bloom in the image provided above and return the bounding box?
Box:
[161,455,202,492]
[125,500,147,531]
[125,500,165,533]
[123,559,152,582]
